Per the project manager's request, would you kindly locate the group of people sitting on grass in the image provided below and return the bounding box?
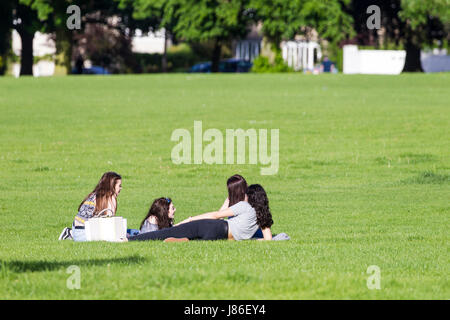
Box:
[59,172,289,242]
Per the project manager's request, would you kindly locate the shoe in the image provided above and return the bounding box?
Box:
[164,237,189,243]
[58,227,73,240]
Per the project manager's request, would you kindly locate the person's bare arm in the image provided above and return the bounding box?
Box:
[106,197,117,216]
[219,197,229,211]
[177,208,235,225]
[258,228,272,241]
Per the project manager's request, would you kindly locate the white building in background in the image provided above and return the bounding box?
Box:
[234,40,261,62]
[131,28,171,54]
[233,23,262,62]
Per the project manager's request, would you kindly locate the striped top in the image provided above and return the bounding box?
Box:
[74,193,96,226]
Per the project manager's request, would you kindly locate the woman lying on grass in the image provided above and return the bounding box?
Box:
[128,174,247,237]
[129,174,247,237]
[126,197,176,237]
[139,197,176,233]
[126,182,273,242]
[72,172,122,242]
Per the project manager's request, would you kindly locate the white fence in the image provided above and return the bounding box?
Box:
[235,39,322,71]
[282,41,322,71]
[343,45,406,75]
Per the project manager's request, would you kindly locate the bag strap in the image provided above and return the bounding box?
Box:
[96,208,114,217]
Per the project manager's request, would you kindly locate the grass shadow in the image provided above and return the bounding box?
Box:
[0,255,147,273]
[32,166,50,172]
[399,171,449,185]
[375,153,437,166]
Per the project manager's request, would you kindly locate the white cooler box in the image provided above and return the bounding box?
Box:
[85,217,127,242]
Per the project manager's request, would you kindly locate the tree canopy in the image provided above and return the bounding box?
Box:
[1,0,448,75]
[251,0,354,50]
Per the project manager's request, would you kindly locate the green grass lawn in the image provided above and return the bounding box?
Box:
[0,73,448,299]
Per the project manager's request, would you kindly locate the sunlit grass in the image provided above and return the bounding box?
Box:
[0,73,448,299]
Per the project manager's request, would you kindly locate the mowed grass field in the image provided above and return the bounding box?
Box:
[0,73,448,299]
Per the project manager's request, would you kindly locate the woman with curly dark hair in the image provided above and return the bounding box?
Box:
[246,184,273,240]
[126,179,273,242]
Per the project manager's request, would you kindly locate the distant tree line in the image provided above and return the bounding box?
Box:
[0,0,448,75]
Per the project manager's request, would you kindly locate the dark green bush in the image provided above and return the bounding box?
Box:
[251,52,293,73]
[131,43,207,73]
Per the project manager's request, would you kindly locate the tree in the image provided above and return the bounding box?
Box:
[73,15,135,73]
[399,0,449,72]
[12,0,51,76]
[6,0,74,75]
[0,1,14,75]
[347,0,402,47]
[119,0,179,72]
[248,0,304,51]
[301,0,354,44]
[299,0,355,61]
[251,0,354,60]
[30,0,74,74]
[349,0,449,72]
[171,0,255,72]
[31,0,146,74]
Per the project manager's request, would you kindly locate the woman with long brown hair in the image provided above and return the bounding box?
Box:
[218,174,248,210]
[139,197,176,233]
[72,172,122,242]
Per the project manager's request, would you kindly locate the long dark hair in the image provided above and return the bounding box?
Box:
[140,197,174,230]
[227,174,248,206]
[78,172,122,215]
[247,184,273,229]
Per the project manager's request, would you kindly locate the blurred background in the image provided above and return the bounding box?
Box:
[0,0,448,77]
